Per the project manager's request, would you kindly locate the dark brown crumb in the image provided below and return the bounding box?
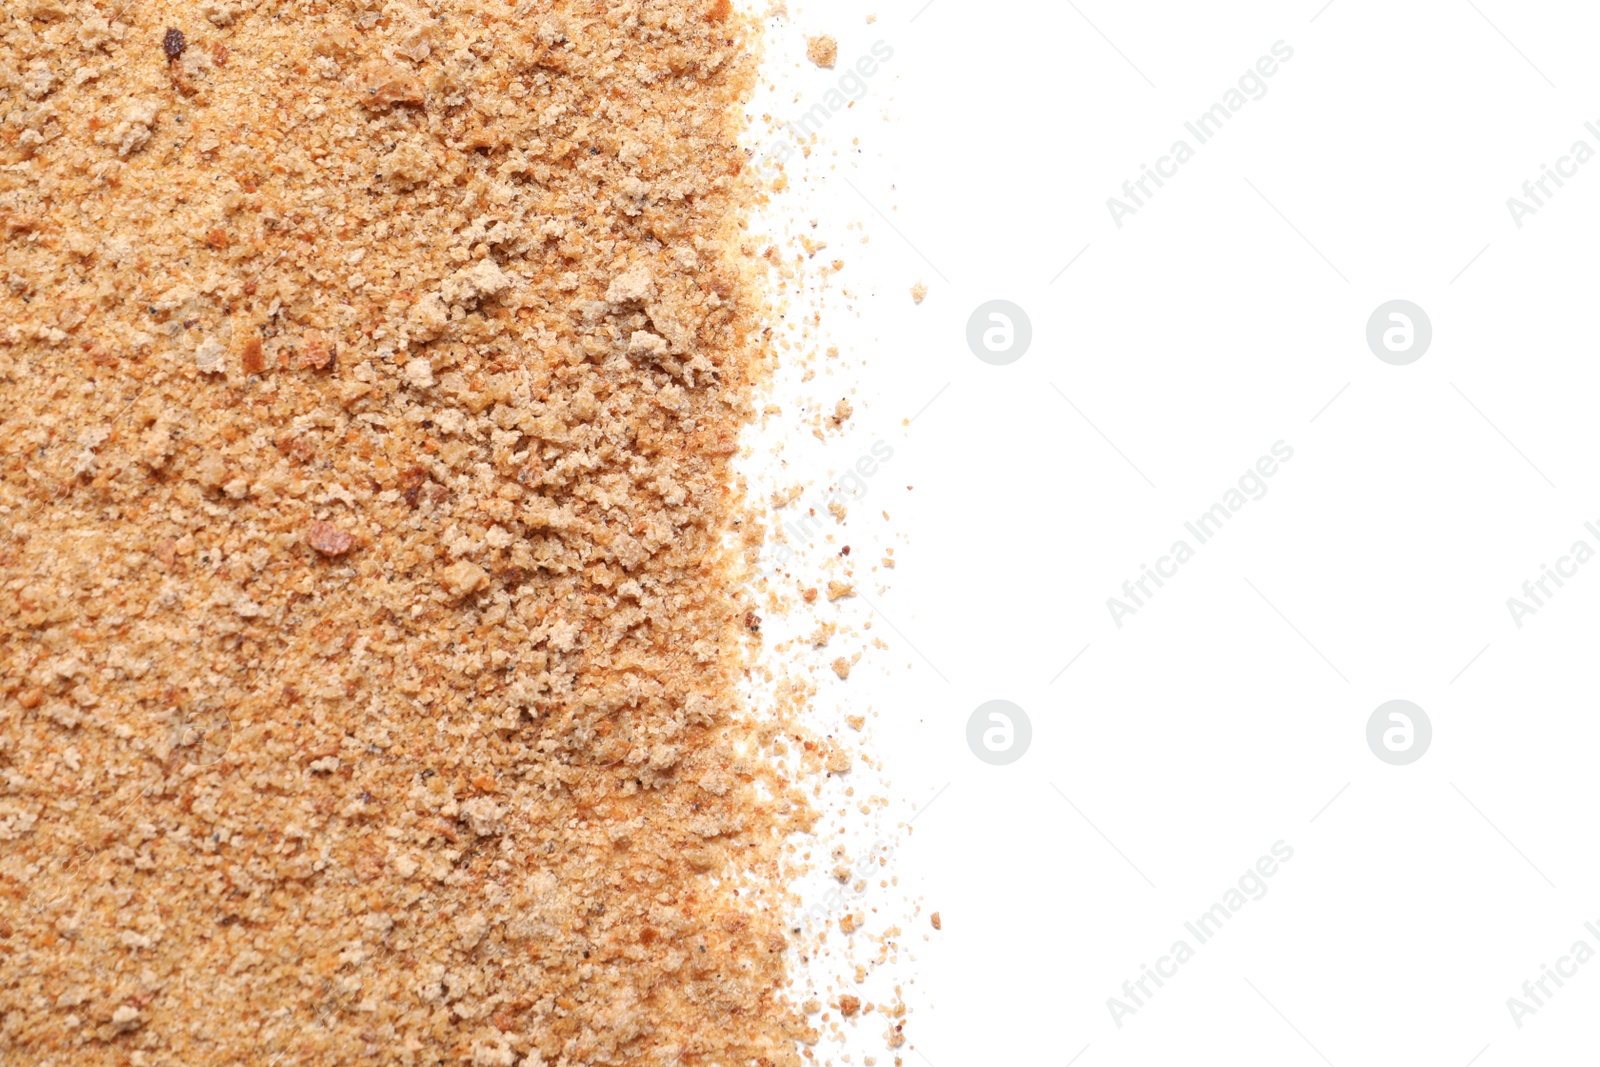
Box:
[162,27,185,61]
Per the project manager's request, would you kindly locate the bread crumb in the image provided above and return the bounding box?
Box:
[807,35,838,68]
[827,580,855,601]
[832,657,851,679]
[403,357,434,389]
[839,994,861,1016]
[194,337,227,375]
[930,912,941,930]
[910,282,928,304]
[305,521,355,558]
[442,560,489,598]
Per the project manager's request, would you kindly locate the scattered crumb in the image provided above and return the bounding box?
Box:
[807,34,838,68]
[910,282,927,304]
[931,912,942,930]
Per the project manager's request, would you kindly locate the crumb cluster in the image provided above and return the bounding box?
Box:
[0,2,811,1064]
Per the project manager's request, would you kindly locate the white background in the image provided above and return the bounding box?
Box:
[749,2,1600,1064]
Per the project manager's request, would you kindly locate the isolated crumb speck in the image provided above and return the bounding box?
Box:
[931,911,942,930]
[910,282,928,304]
[807,34,838,68]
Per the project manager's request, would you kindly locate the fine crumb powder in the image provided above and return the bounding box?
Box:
[0,3,809,1066]
[806,33,837,68]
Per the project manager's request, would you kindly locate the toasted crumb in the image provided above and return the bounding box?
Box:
[305,521,354,558]
[839,994,862,1016]
[827,580,856,601]
[807,34,838,68]
[910,282,928,304]
[832,656,851,679]
[839,913,859,935]
[931,911,942,930]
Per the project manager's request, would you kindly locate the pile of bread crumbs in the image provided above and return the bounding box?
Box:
[0,1,821,1064]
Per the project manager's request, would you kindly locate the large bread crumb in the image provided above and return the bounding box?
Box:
[807,34,838,68]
